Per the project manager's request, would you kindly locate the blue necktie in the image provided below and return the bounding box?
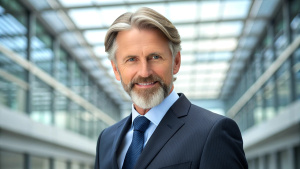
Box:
[122,116,150,169]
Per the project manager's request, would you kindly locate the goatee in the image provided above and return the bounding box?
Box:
[121,75,171,109]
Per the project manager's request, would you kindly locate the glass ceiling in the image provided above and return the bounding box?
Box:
[18,0,280,104]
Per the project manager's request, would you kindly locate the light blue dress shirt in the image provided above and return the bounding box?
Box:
[117,90,179,169]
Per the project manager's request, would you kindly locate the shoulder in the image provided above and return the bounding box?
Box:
[174,94,238,132]
[96,116,130,153]
[190,103,240,130]
[189,104,226,122]
[101,116,130,136]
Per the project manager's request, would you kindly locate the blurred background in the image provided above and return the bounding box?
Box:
[0,0,299,168]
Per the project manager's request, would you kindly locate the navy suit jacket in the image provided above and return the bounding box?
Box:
[94,93,248,169]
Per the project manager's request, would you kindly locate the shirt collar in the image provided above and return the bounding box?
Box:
[131,90,179,126]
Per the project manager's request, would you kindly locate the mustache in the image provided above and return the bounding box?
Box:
[129,75,163,89]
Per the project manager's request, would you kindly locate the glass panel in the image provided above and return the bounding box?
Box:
[263,80,276,120]
[290,0,300,40]
[59,0,93,7]
[197,39,237,52]
[246,98,255,129]
[0,0,27,112]
[72,162,80,169]
[199,1,221,21]
[290,0,300,100]
[217,21,243,36]
[68,8,103,28]
[83,30,106,45]
[0,71,26,112]
[0,0,27,56]
[56,48,68,85]
[276,62,291,112]
[294,48,300,100]
[168,2,197,22]
[68,101,80,133]
[98,6,128,26]
[129,4,166,17]
[278,150,289,169]
[72,62,83,95]
[31,78,52,125]
[254,90,264,124]
[31,156,49,169]
[257,0,280,18]
[181,41,196,53]
[222,0,251,19]
[0,150,23,169]
[32,21,54,74]
[93,46,107,59]
[55,92,68,129]
[296,145,300,169]
[54,159,67,169]
[176,25,196,39]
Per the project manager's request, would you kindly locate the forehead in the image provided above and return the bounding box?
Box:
[115,27,170,56]
[117,27,168,45]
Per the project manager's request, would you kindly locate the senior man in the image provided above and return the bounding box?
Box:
[94,7,248,169]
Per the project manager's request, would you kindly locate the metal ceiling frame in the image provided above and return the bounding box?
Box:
[21,0,129,105]
[19,0,278,105]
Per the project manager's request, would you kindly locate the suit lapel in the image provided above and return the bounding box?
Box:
[134,94,191,169]
[112,116,132,169]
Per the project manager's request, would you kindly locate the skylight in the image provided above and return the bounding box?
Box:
[69,8,102,28]
[16,0,278,101]
[83,30,107,44]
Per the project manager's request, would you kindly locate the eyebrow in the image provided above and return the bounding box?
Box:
[147,52,162,57]
[123,55,137,61]
[123,52,163,60]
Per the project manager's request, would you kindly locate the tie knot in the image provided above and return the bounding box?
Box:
[133,116,150,133]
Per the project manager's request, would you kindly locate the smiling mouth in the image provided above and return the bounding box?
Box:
[137,82,156,86]
[135,81,158,88]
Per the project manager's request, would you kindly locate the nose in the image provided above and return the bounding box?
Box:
[138,60,152,77]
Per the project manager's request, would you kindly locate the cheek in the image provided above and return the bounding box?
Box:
[156,66,173,81]
[119,67,137,82]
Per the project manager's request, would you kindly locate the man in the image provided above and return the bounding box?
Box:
[94,7,248,169]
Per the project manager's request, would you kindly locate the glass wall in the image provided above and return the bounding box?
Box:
[0,149,93,169]
[226,0,300,131]
[290,0,300,100]
[0,0,121,140]
[54,160,67,169]
[0,0,27,113]
[0,150,23,169]
[296,145,300,169]
[31,156,49,169]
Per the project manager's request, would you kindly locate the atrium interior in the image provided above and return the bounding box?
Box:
[0,0,300,168]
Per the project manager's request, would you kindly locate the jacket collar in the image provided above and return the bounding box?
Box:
[112,93,191,169]
[135,93,191,169]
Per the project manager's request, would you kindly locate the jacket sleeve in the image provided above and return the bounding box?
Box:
[94,130,104,169]
[199,118,248,169]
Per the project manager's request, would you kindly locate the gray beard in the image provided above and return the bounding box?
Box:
[120,75,172,109]
[130,85,165,109]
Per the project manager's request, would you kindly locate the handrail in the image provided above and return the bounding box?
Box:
[0,68,29,90]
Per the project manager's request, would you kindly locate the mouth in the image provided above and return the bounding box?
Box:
[135,81,158,88]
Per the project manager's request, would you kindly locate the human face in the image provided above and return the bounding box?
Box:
[111,28,181,112]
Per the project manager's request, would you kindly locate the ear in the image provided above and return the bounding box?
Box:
[173,52,181,75]
[111,60,121,81]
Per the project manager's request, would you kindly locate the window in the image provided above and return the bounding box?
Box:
[0,150,23,169]
[54,160,67,169]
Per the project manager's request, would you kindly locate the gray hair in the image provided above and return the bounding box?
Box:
[104,7,181,61]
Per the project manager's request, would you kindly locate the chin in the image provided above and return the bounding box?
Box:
[130,86,165,109]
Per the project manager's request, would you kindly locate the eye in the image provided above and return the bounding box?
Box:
[152,55,160,59]
[127,57,136,62]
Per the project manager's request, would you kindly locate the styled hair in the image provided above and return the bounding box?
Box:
[104,7,181,61]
